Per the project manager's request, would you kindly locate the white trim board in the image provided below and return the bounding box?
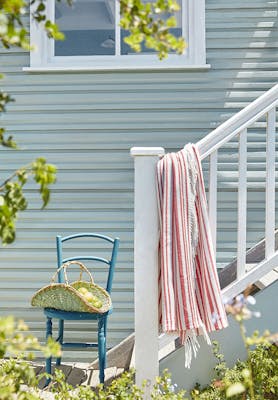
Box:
[28,0,207,70]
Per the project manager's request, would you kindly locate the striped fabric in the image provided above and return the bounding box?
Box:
[157,144,228,367]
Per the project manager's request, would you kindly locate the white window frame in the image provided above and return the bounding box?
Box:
[26,0,209,71]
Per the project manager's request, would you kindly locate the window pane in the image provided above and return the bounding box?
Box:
[55,0,115,56]
[121,0,182,55]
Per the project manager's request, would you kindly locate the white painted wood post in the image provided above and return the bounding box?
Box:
[130,147,165,389]
[208,150,218,253]
[237,129,247,278]
[265,107,276,259]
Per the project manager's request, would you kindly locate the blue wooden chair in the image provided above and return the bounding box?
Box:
[43,233,120,385]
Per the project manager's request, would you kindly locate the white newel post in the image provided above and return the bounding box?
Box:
[130,147,165,390]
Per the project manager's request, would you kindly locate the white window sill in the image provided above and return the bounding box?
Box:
[23,64,211,72]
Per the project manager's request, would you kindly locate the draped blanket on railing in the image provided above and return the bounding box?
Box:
[156,143,228,367]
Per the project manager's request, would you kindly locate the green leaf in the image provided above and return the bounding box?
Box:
[17,170,28,185]
[37,2,45,12]
[44,20,65,40]
[31,158,57,208]
[120,0,186,59]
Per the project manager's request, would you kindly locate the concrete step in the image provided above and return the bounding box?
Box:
[219,228,278,288]
[245,263,278,288]
[90,333,134,370]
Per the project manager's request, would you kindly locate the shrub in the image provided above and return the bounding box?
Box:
[191,341,278,400]
[0,315,60,400]
[191,290,278,400]
[0,289,277,399]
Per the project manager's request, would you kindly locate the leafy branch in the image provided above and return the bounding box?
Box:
[0,0,61,245]
[30,0,72,41]
[120,0,186,59]
[0,315,61,400]
[0,0,69,51]
[0,0,186,245]
[0,0,69,149]
[0,158,57,245]
[0,90,16,148]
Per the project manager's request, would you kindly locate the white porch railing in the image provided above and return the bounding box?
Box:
[130,83,278,388]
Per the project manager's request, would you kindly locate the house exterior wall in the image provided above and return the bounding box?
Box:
[0,0,277,361]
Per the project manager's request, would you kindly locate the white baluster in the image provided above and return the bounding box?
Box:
[265,107,276,259]
[209,151,218,253]
[237,129,247,279]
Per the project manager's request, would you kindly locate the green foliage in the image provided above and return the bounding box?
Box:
[0,0,66,148]
[31,157,57,208]
[46,368,188,399]
[0,359,40,400]
[0,158,57,245]
[0,127,17,149]
[0,307,277,400]
[0,90,14,114]
[191,342,278,400]
[0,92,16,148]
[0,0,66,150]
[0,0,68,50]
[0,318,185,400]
[191,291,278,400]
[1,0,186,59]
[0,315,61,360]
[151,370,187,399]
[0,0,29,50]
[0,0,186,245]
[0,0,60,245]
[47,368,145,400]
[0,315,186,399]
[120,0,186,59]
[0,316,61,400]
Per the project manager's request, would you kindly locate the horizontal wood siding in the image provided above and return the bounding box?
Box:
[0,0,277,361]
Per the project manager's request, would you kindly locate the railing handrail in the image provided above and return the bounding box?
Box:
[131,84,278,383]
[197,83,278,160]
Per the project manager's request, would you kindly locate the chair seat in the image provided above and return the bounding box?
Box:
[44,307,112,320]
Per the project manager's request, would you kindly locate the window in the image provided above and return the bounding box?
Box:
[28,0,207,71]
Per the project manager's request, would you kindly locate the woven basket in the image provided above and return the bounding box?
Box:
[31,261,111,314]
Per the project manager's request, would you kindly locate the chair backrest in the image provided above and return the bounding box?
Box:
[56,233,119,294]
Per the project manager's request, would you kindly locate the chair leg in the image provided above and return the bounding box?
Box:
[56,319,64,366]
[98,317,106,384]
[103,317,108,369]
[45,317,52,386]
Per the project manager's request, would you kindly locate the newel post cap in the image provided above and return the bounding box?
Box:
[130,147,165,157]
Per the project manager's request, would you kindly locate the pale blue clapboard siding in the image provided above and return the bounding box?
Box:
[0,0,277,361]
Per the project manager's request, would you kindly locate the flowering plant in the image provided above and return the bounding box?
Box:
[0,288,277,399]
[191,288,278,399]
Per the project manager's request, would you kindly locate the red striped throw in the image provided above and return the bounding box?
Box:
[157,143,228,367]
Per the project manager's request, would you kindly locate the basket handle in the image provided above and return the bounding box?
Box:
[51,261,94,285]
